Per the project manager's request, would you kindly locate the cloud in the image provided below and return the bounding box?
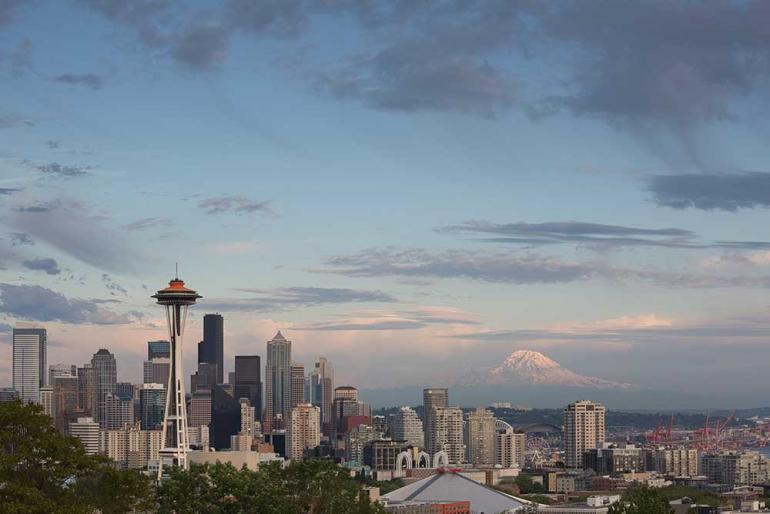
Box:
[295,306,480,332]
[78,0,174,48]
[33,162,92,178]
[316,44,516,117]
[8,199,143,272]
[440,220,699,248]
[121,217,174,231]
[9,232,33,246]
[101,273,128,296]
[0,0,24,28]
[205,286,397,312]
[225,0,305,37]
[0,283,138,324]
[197,195,272,215]
[0,188,20,195]
[45,140,61,149]
[0,114,32,128]
[170,22,229,69]
[536,2,770,129]
[648,172,770,211]
[319,248,601,284]
[22,257,61,275]
[51,73,105,90]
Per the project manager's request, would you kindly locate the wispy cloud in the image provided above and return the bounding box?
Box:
[205,286,397,312]
[121,217,174,231]
[32,162,92,178]
[51,73,105,90]
[198,195,272,215]
[295,306,480,332]
[319,248,602,284]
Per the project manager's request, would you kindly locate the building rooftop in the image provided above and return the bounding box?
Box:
[383,469,530,513]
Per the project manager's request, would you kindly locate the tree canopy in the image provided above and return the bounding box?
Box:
[608,486,673,514]
[156,459,385,514]
[0,400,153,514]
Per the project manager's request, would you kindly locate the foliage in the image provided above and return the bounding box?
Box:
[523,494,553,505]
[157,459,386,514]
[0,400,152,514]
[515,474,546,494]
[653,485,722,507]
[607,486,673,514]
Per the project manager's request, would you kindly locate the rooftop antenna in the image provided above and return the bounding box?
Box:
[175,262,178,279]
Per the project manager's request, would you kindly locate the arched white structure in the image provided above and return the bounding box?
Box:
[432,450,449,468]
[417,451,431,468]
[495,419,514,432]
[396,451,413,470]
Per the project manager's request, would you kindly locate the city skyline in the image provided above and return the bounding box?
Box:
[4,1,770,408]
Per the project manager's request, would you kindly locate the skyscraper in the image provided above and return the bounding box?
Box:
[495,426,526,469]
[69,417,100,455]
[290,364,305,408]
[49,363,76,385]
[198,314,224,384]
[391,406,424,448]
[105,392,134,429]
[209,384,240,450]
[264,331,291,432]
[91,349,117,429]
[77,364,96,417]
[287,403,320,460]
[53,375,79,433]
[13,327,47,403]
[431,406,464,464]
[140,383,166,430]
[233,355,261,421]
[564,400,606,468]
[147,340,171,360]
[423,388,448,456]
[465,408,496,466]
[307,357,334,432]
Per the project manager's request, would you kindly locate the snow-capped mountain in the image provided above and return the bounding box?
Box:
[483,350,631,389]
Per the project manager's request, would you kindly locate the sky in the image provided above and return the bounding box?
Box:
[3,0,770,408]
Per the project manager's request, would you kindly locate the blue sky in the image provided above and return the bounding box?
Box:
[3,1,770,407]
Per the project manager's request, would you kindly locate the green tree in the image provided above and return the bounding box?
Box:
[0,400,152,514]
[156,460,385,514]
[515,474,545,494]
[608,486,673,514]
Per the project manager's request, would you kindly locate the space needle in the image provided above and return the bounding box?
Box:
[152,272,201,479]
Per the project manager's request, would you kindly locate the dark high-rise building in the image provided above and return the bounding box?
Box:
[264,331,291,432]
[140,383,166,430]
[191,362,218,393]
[308,357,334,434]
[91,349,117,429]
[115,382,134,401]
[147,340,170,360]
[210,384,240,450]
[290,364,305,408]
[233,356,261,422]
[423,387,449,456]
[77,364,96,417]
[197,314,224,384]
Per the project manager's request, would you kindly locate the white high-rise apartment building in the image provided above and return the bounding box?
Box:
[431,406,464,464]
[70,417,100,455]
[240,398,256,436]
[465,408,496,466]
[423,388,448,455]
[495,426,526,468]
[287,403,320,461]
[391,406,424,448]
[100,422,163,469]
[564,400,606,468]
[13,327,47,404]
[653,448,699,476]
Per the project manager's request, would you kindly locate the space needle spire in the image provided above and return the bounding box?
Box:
[152,274,201,480]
